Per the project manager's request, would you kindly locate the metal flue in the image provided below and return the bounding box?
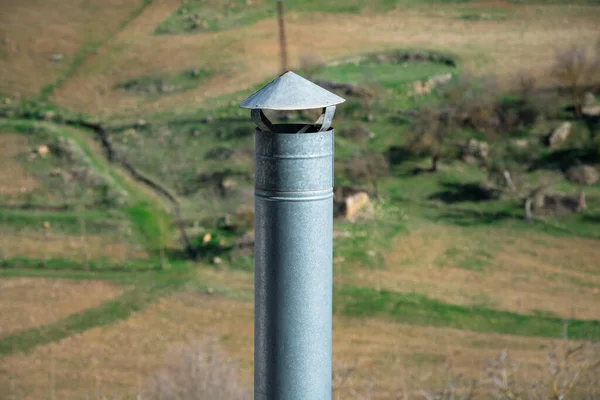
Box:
[241,71,345,400]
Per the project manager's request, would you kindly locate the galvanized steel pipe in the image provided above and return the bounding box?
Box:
[254,124,334,400]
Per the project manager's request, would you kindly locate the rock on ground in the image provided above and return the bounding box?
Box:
[566,165,599,185]
[549,122,572,148]
[461,138,489,164]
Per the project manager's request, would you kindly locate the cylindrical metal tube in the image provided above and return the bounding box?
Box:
[254,125,333,400]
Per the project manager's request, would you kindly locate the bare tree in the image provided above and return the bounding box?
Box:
[409,105,453,172]
[550,45,597,117]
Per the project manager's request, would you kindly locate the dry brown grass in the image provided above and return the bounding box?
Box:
[46,3,600,117]
[0,134,39,196]
[0,278,123,337]
[0,0,143,96]
[0,292,569,400]
[0,230,148,262]
[344,225,600,320]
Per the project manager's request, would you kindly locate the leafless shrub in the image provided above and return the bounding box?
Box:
[485,349,523,400]
[344,151,389,196]
[517,71,537,101]
[409,104,451,172]
[140,341,249,400]
[482,342,600,400]
[441,73,500,134]
[551,44,599,116]
[299,54,324,80]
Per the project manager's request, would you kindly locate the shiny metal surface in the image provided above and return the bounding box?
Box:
[240,71,345,111]
[254,127,334,400]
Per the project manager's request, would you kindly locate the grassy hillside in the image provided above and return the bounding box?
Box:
[0,0,599,398]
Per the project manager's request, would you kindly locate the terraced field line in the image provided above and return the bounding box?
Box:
[0,285,156,356]
[0,118,171,252]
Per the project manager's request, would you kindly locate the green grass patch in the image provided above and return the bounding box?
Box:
[438,246,493,271]
[0,208,126,235]
[337,285,600,340]
[334,204,407,270]
[0,260,193,356]
[125,201,171,254]
[0,119,176,255]
[311,60,455,92]
[155,0,409,35]
[115,68,215,97]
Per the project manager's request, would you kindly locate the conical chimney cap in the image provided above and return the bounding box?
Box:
[240,71,345,111]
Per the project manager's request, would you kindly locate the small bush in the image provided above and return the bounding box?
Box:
[551,44,600,116]
[344,151,388,195]
[141,341,249,400]
[338,123,371,142]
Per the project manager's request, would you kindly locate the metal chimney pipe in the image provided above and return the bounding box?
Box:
[240,71,344,400]
[254,126,333,399]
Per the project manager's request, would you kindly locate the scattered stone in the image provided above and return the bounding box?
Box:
[124,128,136,137]
[212,256,222,265]
[343,192,371,222]
[220,178,237,190]
[411,73,453,95]
[50,53,64,62]
[158,82,176,93]
[136,119,146,127]
[511,139,529,149]
[566,165,599,185]
[203,115,214,124]
[43,111,56,120]
[3,97,11,105]
[428,73,453,86]
[583,92,596,107]
[191,20,209,30]
[51,136,84,163]
[367,250,376,257]
[582,105,600,118]
[202,232,212,244]
[461,138,489,164]
[42,221,51,229]
[235,230,254,249]
[535,192,585,214]
[549,122,572,148]
[70,167,104,185]
[411,80,433,95]
[333,230,351,239]
[207,287,215,294]
[37,145,50,157]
